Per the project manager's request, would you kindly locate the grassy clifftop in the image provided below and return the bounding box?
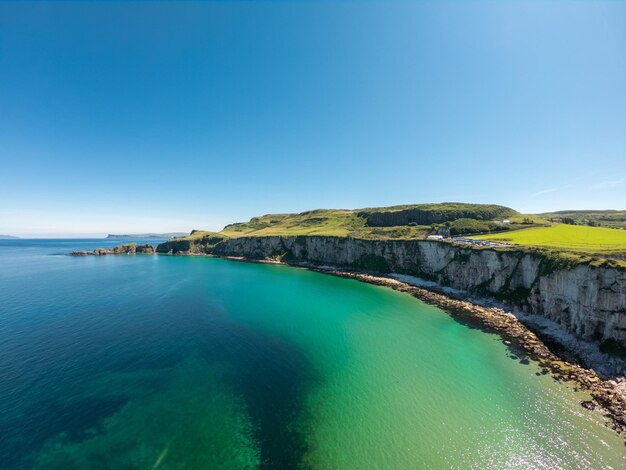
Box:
[166,202,544,241]
[474,224,626,255]
[217,203,524,239]
[222,209,365,237]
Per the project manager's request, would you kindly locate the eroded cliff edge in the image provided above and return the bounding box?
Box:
[158,235,626,353]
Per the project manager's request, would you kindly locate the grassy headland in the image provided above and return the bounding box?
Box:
[217,203,534,239]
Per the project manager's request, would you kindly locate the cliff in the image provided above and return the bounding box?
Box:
[158,235,626,350]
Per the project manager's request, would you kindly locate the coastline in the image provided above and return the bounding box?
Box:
[215,254,626,435]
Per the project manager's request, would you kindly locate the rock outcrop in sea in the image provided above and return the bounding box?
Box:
[69,243,155,256]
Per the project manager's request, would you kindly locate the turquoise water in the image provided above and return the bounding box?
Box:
[0,240,624,469]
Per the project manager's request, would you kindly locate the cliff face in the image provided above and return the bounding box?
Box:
[159,235,626,348]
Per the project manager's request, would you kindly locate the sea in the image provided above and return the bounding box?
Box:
[0,239,624,469]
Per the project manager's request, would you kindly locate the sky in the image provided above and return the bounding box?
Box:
[0,1,625,237]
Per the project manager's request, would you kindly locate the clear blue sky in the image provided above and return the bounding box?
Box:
[0,1,624,236]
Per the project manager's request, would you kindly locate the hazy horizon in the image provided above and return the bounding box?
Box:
[1,1,625,234]
[3,232,187,239]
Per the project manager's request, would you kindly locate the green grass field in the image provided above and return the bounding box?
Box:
[473,224,626,254]
[221,209,366,237]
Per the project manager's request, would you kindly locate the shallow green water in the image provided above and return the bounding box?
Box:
[1,240,624,468]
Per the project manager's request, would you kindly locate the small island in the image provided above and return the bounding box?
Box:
[69,243,155,256]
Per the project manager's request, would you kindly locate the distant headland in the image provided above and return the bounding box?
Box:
[0,235,19,239]
[106,233,187,240]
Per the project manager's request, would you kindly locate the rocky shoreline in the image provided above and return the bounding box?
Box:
[217,255,626,435]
